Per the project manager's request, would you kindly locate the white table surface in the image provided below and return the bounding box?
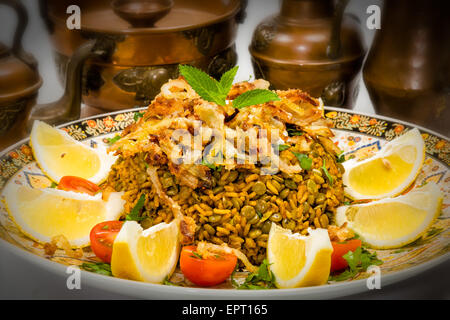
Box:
[0,0,448,300]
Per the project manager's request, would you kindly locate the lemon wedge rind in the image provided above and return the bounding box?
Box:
[111,220,181,284]
[30,120,116,184]
[342,128,425,200]
[336,182,443,249]
[267,224,332,289]
[3,183,125,248]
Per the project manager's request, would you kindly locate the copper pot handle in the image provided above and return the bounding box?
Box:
[327,0,350,60]
[0,0,38,69]
[27,40,99,128]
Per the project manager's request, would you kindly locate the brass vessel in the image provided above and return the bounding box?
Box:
[41,0,246,115]
[249,0,365,108]
[0,0,100,149]
[363,0,449,136]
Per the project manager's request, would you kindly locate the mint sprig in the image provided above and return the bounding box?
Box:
[178,65,279,109]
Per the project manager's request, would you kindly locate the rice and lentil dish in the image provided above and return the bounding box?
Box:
[103,77,345,266]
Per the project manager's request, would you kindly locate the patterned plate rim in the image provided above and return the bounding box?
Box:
[0,106,448,298]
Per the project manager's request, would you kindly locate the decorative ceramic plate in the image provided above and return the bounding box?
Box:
[0,107,448,299]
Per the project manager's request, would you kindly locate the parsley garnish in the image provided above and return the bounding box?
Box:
[125,194,146,221]
[329,246,382,282]
[287,127,304,136]
[336,151,346,163]
[278,144,290,152]
[233,259,276,289]
[107,135,121,145]
[80,262,112,276]
[321,159,333,186]
[191,252,203,260]
[291,152,312,170]
[49,182,58,188]
[163,276,181,286]
[178,65,280,109]
[134,111,144,122]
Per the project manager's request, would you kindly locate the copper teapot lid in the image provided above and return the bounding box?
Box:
[47,0,241,34]
[0,42,42,103]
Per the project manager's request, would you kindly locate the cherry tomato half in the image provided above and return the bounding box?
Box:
[58,176,100,196]
[90,221,124,263]
[330,239,362,272]
[180,246,237,287]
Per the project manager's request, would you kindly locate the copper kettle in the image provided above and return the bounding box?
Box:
[0,0,100,150]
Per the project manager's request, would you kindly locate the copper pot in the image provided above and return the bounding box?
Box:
[41,0,246,115]
[363,0,449,136]
[249,0,365,108]
[0,0,101,149]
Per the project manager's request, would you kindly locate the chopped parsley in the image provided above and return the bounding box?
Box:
[336,151,346,163]
[106,135,121,145]
[291,152,312,170]
[278,144,291,152]
[134,111,144,122]
[329,246,383,282]
[80,262,112,276]
[232,259,276,289]
[321,159,333,186]
[125,194,146,221]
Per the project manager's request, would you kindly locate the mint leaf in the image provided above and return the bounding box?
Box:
[291,152,312,170]
[278,144,290,152]
[179,65,225,106]
[232,89,280,110]
[125,194,146,221]
[219,66,238,96]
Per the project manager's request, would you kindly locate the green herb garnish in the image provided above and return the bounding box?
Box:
[286,127,304,136]
[336,151,346,163]
[134,111,144,122]
[50,182,58,188]
[125,194,146,221]
[234,259,276,289]
[179,65,279,109]
[232,89,280,110]
[202,158,221,171]
[163,276,181,286]
[321,159,333,186]
[256,209,263,219]
[191,252,203,260]
[81,262,112,276]
[278,144,290,152]
[107,135,121,145]
[291,152,312,170]
[329,246,383,282]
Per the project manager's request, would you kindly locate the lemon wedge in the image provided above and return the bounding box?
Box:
[336,182,443,249]
[111,220,180,283]
[30,120,116,184]
[267,224,332,288]
[2,184,125,248]
[342,128,425,200]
